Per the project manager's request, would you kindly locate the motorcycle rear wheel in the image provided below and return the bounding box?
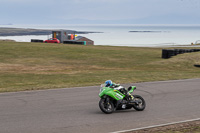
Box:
[132,95,146,111]
[99,98,114,114]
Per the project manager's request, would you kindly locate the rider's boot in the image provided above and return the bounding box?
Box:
[126,93,134,103]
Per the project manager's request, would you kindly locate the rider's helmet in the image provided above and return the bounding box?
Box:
[105,80,113,87]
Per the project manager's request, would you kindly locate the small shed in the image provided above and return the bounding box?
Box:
[75,36,94,45]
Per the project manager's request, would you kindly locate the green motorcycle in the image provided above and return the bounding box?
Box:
[99,84,146,114]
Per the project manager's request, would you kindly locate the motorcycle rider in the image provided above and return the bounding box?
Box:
[105,80,134,101]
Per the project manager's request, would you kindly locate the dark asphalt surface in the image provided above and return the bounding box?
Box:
[0,79,200,133]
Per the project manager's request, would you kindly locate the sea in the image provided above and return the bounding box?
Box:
[0,24,200,47]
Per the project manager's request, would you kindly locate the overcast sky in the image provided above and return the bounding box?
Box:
[1,0,200,24]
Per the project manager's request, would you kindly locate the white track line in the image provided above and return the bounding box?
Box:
[110,118,200,133]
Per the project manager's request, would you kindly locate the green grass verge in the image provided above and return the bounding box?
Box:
[0,41,200,92]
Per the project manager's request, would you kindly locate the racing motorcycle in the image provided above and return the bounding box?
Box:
[99,84,146,114]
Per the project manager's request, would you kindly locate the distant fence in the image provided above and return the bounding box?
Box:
[31,39,44,43]
[162,49,200,59]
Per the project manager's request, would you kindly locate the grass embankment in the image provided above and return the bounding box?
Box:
[0,41,200,92]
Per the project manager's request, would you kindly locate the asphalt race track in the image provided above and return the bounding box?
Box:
[0,79,200,133]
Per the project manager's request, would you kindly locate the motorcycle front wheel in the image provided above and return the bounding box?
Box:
[99,98,114,114]
[132,95,146,111]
